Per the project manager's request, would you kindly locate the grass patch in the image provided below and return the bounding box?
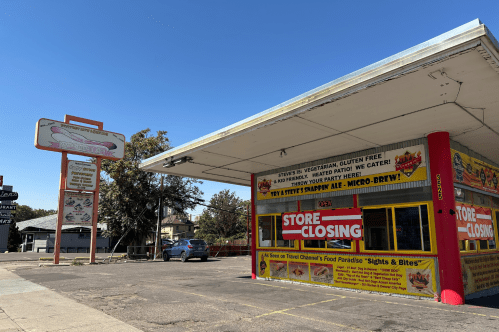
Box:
[71,259,84,266]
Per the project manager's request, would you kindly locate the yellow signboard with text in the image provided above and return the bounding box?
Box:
[462,254,499,296]
[258,251,437,297]
[257,145,427,200]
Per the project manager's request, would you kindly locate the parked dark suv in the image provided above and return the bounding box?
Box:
[163,239,209,262]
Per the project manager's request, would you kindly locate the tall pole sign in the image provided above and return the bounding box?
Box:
[0,185,18,226]
[35,115,125,264]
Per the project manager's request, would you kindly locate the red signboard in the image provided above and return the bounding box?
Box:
[455,203,493,240]
[282,208,363,240]
[0,175,3,186]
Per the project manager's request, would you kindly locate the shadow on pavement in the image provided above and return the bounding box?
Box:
[466,293,499,309]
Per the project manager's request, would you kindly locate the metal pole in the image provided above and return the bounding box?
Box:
[154,175,164,260]
[54,152,68,264]
[89,157,101,263]
[246,204,249,247]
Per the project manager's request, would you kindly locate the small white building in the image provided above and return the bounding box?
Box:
[17,214,110,253]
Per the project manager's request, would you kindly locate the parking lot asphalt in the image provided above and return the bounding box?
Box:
[2,256,499,332]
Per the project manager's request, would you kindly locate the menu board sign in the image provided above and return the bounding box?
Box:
[258,251,437,297]
[257,145,426,200]
[462,254,499,296]
[62,191,94,225]
[66,160,97,191]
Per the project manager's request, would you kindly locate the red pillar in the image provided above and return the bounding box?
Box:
[251,174,257,279]
[54,152,68,264]
[427,132,464,305]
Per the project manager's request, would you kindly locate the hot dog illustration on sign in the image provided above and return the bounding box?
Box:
[281,208,363,240]
[395,150,422,178]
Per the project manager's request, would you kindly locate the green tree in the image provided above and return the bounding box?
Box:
[196,190,248,243]
[97,129,202,246]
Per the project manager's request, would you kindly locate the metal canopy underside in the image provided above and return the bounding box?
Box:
[140,20,499,187]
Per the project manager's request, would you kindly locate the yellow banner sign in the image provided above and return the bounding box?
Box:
[257,168,427,200]
[258,251,436,297]
[462,254,499,296]
[451,149,499,194]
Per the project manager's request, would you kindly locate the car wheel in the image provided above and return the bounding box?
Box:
[163,252,170,262]
[180,252,188,262]
[201,256,208,262]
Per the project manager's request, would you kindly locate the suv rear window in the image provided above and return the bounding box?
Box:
[190,240,206,245]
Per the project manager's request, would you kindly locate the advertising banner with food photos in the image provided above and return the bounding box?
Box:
[462,254,499,296]
[62,191,94,225]
[258,251,437,297]
[451,149,499,194]
[257,145,426,200]
[455,203,494,240]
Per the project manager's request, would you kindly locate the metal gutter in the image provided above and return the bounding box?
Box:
[140,19,496,170]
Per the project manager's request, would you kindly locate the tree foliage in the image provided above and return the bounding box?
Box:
[97,129,202,245]
[196,190,250,243]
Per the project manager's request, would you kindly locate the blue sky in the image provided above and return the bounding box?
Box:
[1,1,498,217]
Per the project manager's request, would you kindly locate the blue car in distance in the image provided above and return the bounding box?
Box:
[163,239,209,262]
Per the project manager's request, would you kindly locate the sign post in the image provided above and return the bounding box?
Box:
[35,115,125,264]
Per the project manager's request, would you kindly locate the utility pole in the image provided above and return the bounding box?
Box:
[154,175,164,260]
[246,204,249,247]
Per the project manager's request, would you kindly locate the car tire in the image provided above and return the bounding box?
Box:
[180,252,188,262]
[163,253,170,262]
[201,256,208,262]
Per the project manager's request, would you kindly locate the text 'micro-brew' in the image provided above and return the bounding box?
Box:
[281,208,363,240]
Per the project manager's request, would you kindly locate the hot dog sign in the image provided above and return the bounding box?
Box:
[282,208,363,240]
[35,118,125,160]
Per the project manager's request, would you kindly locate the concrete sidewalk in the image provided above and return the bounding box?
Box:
[0,267,142,332]
[0,252,126,263]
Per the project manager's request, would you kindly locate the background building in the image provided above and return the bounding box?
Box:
[161,215,195,240]
[17,214,110,253]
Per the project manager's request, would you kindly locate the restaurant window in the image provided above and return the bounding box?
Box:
[364,208,394,251]
[258,215,295,249]
[303,239,352,250]
[479,211,498,250]
[363,204,431,252]
[395,205,431,251]
[492,197,499,209]
[454,188,473,204]
[472,192,491,207]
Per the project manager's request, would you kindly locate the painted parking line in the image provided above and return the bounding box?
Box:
[255,298,338,318]
[229,279,499,321]
[164,285,365,330]
[280,312,365,331]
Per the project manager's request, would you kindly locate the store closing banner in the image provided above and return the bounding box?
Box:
[282,208,363,240]
[455,202,493,240]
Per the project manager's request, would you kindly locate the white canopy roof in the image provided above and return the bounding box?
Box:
[140,19,499,186]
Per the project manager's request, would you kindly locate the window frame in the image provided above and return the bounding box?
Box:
[477,208,499,252]
[359,201,437,255]
[256,213,299,250]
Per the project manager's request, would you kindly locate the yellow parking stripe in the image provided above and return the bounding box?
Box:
[231,279,499,320]
[255,299,338,318]
[280,312,365,331]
